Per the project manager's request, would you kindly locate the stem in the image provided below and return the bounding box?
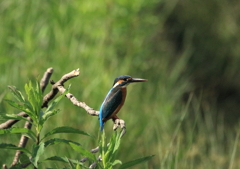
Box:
[36,133,40,145]
[101,130,106,168]
[34,131,40,169]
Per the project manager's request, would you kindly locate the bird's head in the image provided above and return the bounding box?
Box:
[112,75,147,88]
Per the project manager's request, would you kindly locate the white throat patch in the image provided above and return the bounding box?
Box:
[113,82,129,88]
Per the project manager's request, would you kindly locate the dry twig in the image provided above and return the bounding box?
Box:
[11,117,33,167]
[42,68,81,108]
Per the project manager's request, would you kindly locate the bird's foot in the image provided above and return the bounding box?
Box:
[113,119,126,138]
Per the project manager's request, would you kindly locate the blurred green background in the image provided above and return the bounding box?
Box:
[1,0,240,168]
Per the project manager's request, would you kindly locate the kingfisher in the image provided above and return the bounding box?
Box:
[99,75,147,131]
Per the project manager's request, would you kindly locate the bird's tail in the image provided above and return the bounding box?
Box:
[100,122,104,131]
[99,110,104,131]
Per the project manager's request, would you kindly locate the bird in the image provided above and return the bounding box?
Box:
[99,75,147,131]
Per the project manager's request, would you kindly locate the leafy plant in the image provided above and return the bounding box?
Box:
[0,81,91,168]
[68,130,154,169]
[99,131,154,169]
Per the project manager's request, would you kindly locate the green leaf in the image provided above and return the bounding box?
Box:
[112,160,122,166]
[44,156,69,163]
[67,157,75,169]
[4,99,37,123]
[0,143,31,156]
[43,156,81,165]
[25,82,35,111]
[76,163,81,169]
[45,85,70,113]
[119,155,155,169]
[19,153,31,164]
[8,86,25,103]
[34,81,43,107]
[0,128,37,142]
[41,109,60,125]
[104,142,114,163]
[4,99,32,115]
[105,132,121,163]
[69,142,96,161]
[37,109,45,132]
[113,132,121,154]
[0,114,32,124]
[41,126,92,140]
[105,162,113,169]
[44,138,81,148]
[30,142,45,168]
[24,81,42,118]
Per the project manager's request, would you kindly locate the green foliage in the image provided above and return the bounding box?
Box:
[98,131,154,169]
[31,142,45,167]
[67,130,154,169]
[100,131,122,168]
[0,81,92,168]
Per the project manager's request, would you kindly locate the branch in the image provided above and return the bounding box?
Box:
[57,85,99,116]
[40,67,53,93]
[41,68,80,108]
[42,68,99,116]
[2,164,8,169]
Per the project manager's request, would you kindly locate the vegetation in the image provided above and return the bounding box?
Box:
[1,0,240,168]
[0,82,153,168]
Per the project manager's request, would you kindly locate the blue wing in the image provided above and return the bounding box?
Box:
[99,87,122,131]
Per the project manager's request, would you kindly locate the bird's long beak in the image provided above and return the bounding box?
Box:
[130,78,147,83]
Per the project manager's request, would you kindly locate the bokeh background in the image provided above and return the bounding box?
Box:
[1,0,240,168]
